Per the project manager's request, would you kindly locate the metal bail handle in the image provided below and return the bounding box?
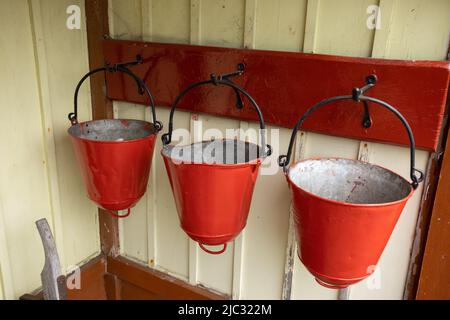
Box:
[108,208,131,219]
[68,57,162,131]
[161,64,272,158]
[278,76,424,189]
[199,243,227,255]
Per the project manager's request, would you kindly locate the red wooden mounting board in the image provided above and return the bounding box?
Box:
[103,39,449,151]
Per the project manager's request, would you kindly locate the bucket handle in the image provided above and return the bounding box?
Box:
[68,56,163,131]
[278,75,424,189]
[199,243,227,255]
[108,208,131,219]
[161,64,272,157]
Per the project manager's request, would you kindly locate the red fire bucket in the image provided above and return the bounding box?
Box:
[68,63,162,216]
[160,69,272,254]
[278,76,424,288]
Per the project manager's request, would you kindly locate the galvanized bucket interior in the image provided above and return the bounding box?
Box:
[68,119,157,142]
[289,158,412,204]
[162,139,263,164]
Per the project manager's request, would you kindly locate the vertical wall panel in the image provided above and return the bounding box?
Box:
[315,0,377,57]
[241,0,306,299]
[148,5,192,278]
[150,0,190,43]
[0,0,101,299]
[304,133,360,159]
[34,0,100,268]
[255,0,307,51]
[108,0,142,40]
[109,0,149,263]
[240,124,293,299]
[115,104,149,262]
[153,107,190,279]
[201,0,246,47]
[373,0,450,60]
[195,116,239,294]
[115,101,149,262]
[0,0,53,297]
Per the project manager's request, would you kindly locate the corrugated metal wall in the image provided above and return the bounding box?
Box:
[0,0,99,299]
[0,0,448,300]
[109,0,450,300]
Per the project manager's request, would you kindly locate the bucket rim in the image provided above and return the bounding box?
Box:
[161,138,264,168]
[286,157,414,207]
[68,118,158,143]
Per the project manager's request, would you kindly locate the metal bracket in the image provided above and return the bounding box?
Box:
[352,74,377,129]
[105,55,144,94]
[210,63,246,109]
[105,54,142,71]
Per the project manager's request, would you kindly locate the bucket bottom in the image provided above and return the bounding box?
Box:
[300,257,370,289]
[315,278,349,289]
[91,195,143,211]
[184,230,241,246]
[183,224,246,246]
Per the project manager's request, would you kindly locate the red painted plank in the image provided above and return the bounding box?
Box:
[103,39,449,151]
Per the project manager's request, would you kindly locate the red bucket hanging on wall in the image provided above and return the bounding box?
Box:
[161,66,272,254]
[278,75,424,288]
[68,59,162,217]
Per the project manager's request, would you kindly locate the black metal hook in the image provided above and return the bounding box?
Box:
[105,55,146,95]
[161,64,271,158]
[69,56,162,131]
[278,75,423,189]
[211,63,245,109]
[352,74,377,128]
[362,101,372,128]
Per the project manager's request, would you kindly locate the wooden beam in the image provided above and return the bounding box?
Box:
[103,39,449,151]
[85,0,119,256]
[21,254,226,300]
[104,273,122,300]
[107,255,229,300]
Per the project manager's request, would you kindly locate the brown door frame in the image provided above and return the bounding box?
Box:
[85,0,119,258]
[416,46,450,298]
[416,119,450,299]
[415,45,450,300]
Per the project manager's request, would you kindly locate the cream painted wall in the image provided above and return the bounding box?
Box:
[109,0,450,300]
[0,0,99,299]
